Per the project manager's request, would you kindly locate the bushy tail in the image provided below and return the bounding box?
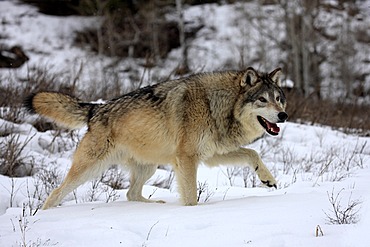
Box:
[24,92,96,129]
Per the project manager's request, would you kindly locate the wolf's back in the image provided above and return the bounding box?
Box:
[24,92,93,129]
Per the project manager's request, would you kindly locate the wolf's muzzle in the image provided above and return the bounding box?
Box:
[277,112,288,122]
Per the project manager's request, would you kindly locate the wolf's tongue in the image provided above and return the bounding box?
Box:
[266,121,280,133]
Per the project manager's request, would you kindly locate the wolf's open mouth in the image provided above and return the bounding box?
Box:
[257,116,280,136]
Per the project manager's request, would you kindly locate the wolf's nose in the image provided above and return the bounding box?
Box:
[278,112,288,122]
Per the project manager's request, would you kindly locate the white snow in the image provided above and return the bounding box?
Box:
[0,1,369,247]
[0,125,369,247]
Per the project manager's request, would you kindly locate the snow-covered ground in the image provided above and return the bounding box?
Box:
[0,1,370,247]
[0,121,369,247]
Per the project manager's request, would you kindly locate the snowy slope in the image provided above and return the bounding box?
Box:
[0,1,95,75]
[0,122,369,247]
[0,1,370,247]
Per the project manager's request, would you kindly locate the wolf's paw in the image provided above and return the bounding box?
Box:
[261,179,277,189]
[184,201,198,206]
[127,194,166,204]
[257,168,277,189]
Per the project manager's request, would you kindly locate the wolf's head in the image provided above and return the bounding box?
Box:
[238,67,288,136]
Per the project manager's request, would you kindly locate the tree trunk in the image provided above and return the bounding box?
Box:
[176,0,189,74]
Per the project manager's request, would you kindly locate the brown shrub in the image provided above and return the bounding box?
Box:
[285,90,370,136]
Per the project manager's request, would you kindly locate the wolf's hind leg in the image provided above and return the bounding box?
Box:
[42,133,111,210]
[42,168,85,210]
[126,163,165,203]
[205,148,277,188]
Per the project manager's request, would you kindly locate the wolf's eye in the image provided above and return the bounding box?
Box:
[276,96,280,102]
[258,97,267,103]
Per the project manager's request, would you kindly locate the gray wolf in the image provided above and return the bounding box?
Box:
[24,67,288,209]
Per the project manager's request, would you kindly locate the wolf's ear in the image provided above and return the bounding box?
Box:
[269,68,282,86]
[241,67,259,87]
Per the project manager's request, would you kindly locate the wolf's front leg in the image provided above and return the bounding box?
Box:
[205,148,277,188]
[243,148,277,188]
[173,156,198,206]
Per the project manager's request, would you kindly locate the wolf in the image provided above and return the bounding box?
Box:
[24,67,288,209]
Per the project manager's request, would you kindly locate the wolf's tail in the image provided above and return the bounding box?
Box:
[24,92,96,129]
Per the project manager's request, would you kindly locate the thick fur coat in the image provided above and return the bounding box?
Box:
[25,67,287,209]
